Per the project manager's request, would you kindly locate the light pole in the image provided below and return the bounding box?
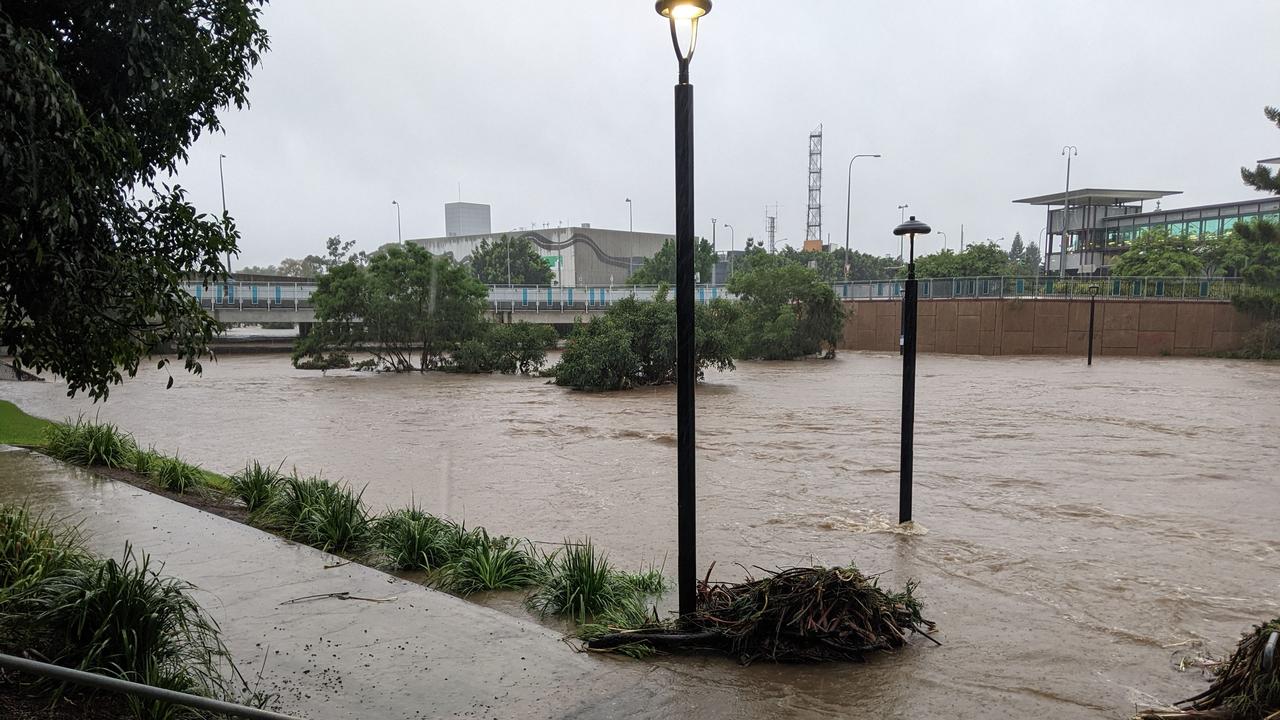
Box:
[1061,146,1077,279]
[937,231,948,251]
[893,215,931,525]
[218,153,230,274]
[626,198,635,277]
[656,0,711,618]
[843,154,881,281]
[710,217,717,281]
[391,200,402,243]
[723,223,735,279]
[1087,284,1100,366]
[896,204,909,261]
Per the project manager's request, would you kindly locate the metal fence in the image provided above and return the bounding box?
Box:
[832,276,1244,302]
[183,275,1243,315]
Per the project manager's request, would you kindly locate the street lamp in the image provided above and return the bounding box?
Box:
[843,154,881,281]
[893,215,931,525]
[1060,146,1078,279]
[723,223,735,279]
[391,200,402,244]
[626,198,635,277]
[896,204,909,260]
[1087,284,1100,366]
[656,0,711,618]
[218,154,231,275]
[937,231,948,250]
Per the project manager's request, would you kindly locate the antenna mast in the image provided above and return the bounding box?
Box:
[805,124,823,251]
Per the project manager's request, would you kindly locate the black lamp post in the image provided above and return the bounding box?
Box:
[1087,284,1100,366]
[893,215,931,525]
[656,0,710,618]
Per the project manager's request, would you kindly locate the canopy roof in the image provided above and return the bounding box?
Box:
[1012,188,1182,206]
[1258,156,1280,165]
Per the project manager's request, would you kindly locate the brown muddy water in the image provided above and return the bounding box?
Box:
[3,352,1279,719]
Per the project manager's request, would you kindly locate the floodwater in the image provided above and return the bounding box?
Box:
[3,352,1279,719]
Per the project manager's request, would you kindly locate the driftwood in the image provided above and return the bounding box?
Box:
[586,564,937,664]
[1135,618,1280,720]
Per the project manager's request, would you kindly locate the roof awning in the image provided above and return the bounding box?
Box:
[1012,188,1182,206]
[1258,156,1280,165]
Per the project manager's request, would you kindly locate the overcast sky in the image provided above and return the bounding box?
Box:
[175,0,1280,268]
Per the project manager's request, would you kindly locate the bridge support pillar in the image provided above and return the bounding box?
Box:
[297,322,314,339]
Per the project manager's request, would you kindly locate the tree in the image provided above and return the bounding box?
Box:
[294,244,489,371]
[1110,227,1203,276]
[1241,106,1280,194]
[466,236,554,285]
[727,254,844,360]
[1006,233,1042,275]
[552,290,737,391]
[908,242,1013,279]
[627,238,717,285]
[774,247,896,282]
[1,2,269,399]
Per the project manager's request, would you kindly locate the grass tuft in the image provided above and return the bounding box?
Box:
[526,539,627,621]
[0,505,88,607]
[440,539,540,595]
[45,416,135,468]
[149,453,204,494]
[231,460,285,512]
[267,474,370,552]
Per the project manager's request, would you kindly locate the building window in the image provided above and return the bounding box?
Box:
[1202,218,1221,237]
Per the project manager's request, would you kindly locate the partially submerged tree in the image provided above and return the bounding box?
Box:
[728,254,844,360]
[294,244,489,371]
[466,236,554,285]
[1,2,269,399]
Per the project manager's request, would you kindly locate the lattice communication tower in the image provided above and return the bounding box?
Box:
[806,125,823,246]
[764,204,778,253]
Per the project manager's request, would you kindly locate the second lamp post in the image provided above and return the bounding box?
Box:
[893,215,931,525]
[656,0,710,618]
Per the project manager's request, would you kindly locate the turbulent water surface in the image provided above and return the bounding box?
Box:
[3,352,1278,718]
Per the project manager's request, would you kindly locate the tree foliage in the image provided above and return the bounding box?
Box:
[294,244,488,371]
[1,2,269,398]
[907,242,1014,278]
[450,323,557,375]
[1240,106,1280,195]
[466,236,554,286]
[627,238,717,285]
[553,290,737,391]
[776,247,897,282]
[1110,227,1204,277]
[238,236,364,277]
[727,254,844,360]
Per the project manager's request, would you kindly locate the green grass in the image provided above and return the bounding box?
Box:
[440,539,540,595]
[616,563,670,596]
[45,416,136,468]
[527,539,629,622]
[230,460,284,512]
[0,505,89,607]
[0,400,54,447]
[266,474,370,553]
[149,454,204,494]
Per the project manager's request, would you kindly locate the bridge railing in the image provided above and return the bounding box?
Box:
[183,276,1243,314]
[834,276,1244,302]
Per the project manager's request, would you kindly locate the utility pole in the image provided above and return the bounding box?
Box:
[1061,146,1078,279]
[219,154,230,274]
[392,200,402,243]
[844,154,881,281]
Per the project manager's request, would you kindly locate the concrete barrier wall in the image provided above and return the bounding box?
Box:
[838,298,1259,357]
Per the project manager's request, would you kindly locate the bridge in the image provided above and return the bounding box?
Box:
[183,275,1243,329]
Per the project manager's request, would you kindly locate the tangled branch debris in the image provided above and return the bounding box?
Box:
[584,564,937,664]
[1136,617,1280,720]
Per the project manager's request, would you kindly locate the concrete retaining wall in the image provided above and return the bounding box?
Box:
[838,298,1259,357]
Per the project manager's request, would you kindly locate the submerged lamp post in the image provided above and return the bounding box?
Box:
[893,215,931,525]
[656,0,710,618]
[1087,284,1100,366]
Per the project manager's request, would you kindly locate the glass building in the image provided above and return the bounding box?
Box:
[1014,188,1280,275]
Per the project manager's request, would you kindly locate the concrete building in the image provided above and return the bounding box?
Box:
[445,202,492,237]
[1014,188,1280,275]
[410,225,672,286]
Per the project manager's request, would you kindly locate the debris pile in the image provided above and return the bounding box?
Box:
[585,564,937,664]
[1137,617,1280,720]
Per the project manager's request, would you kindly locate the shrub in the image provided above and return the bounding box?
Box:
[552,322,641,391]
[450,339,494,374]
[268,475,369,553]
[371,507,456,570]
[615,564,669,596]
[291,352,352,371]
[130,446,162,476]
[150,454,204,494]
[527,539,627,621]
[488,323,557,375]
[1238,320,1280,359]
[441,540,539,595]
[26,544,233,701]
[231,460,284,512]
[45,417,135,467]
[0,505,88,606]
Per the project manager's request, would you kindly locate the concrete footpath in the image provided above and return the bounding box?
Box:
[0,447,743,720]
